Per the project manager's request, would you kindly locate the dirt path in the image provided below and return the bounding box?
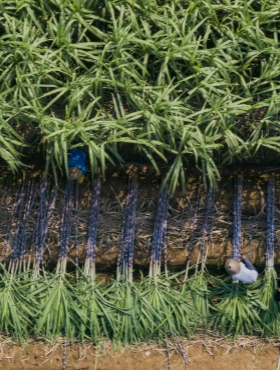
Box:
[0,338,279,370]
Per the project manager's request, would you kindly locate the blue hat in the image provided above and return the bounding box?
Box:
[68,149,88,175]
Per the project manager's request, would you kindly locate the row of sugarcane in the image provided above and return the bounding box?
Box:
[0,175,279,345]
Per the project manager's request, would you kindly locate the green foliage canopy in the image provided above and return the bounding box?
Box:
[1,0,280,192]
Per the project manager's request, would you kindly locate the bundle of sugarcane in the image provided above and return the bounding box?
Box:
[106,176,153,345]
[8,179,29,274]
[140,186,198,341]
[31,178,57,276]
[84,177,101,280]
[78,177,117,344]
[187,188,215,326]
[16,179,37,274]
[0,178,38,341]
[117,175,138,281]
[56,179,74,274]
[254,175,280,335]
[211,174,265,339]
[149,186,169,277]
[34,179,84,341]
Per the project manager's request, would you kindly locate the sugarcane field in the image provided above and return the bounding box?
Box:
[2,0,280,369]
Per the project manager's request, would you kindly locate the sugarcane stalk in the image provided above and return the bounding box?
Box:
[75,181,79,268]
[232,174,243,261]
[173,332,188,365]
[17,180,37,273]
[117,176,138,280]
[57,180,74,275]
[8,180,28,274]
[166,340,171,370]
[117,180,133,278]
[62,338,67,370]
[266,175,275,269]
[185,183,201,279]
[156,190,169,275]
[149,186,169,278]
[162,220,168,278]
[84,177,101,280]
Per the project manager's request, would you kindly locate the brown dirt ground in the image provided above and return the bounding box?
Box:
[0,337,279,370]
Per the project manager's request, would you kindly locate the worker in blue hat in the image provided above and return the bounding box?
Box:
[68,148,88,180]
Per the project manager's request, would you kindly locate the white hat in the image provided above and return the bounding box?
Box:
[225,259,241,275]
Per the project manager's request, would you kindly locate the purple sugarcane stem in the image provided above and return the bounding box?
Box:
[166,340,171,370]
[116,177,138,280]
[185,184,201,279]
[75,181,79,266]
[85,177,101,280]
[9,180,28,272]
[162,220,168,278]
[266,179,275,269]
[149,187,169,277]
[18,181,37,272]
[237,180,243,256]
[157,190,169,275]
[58,180,74,274]
[117,181,133,276]
[149,197,161,277]
[232,178,243,260]
[62,339,67,370]
[18,181,36,255]
[125,190,135,265]
[122,185,133,267]
[91,178,101,273]
[117,180,131,278]
[123,180,138,279]
[38,185,58,272]
[150,192,164,276]
[173,332,188,365]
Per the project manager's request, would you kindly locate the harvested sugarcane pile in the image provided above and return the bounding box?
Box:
[0,172,279,269]
[0,173,277,347]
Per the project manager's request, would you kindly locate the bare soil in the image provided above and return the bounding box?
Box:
[0,338,279,370]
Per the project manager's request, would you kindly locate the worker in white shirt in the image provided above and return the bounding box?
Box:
[225,255,258,284]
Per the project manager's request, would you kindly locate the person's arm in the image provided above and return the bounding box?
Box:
[242,256,257,272]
